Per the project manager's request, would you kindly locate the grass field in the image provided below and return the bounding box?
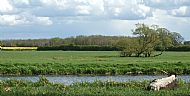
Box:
[0,51,190,96]
[0,51,190,75]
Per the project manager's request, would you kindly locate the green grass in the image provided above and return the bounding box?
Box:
[0,76,189,96]
[0,51,190,75]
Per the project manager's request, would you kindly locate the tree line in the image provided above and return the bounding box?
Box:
[0,35,124,47]
[0,23,189,55]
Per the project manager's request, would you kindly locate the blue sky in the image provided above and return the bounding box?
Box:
[0,0,190,40]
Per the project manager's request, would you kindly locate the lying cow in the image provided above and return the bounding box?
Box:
[147,75,177,91]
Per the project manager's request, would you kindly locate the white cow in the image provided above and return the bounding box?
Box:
[148,75,177,91]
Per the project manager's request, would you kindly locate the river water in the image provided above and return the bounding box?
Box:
[0,75,189,85]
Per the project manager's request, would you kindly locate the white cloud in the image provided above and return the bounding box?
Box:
[6,0,152,20]
[0,0,189,26]
[0,15,22,25]
[0,0,13,13]
[170,6,190,17]
[11,0,30,6]
[35,17,53,25]
[0,14,52,26]
[2,0,190,21]
[30,0,105,17]
[0,0,190,40]
[76,5,91,15]
[143,0,190,17]
[18,12,53,25]
[40,0,67,9]
[104,0,152,20]
[144,0,190,9]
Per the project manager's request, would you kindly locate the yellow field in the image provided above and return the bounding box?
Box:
[0,46,38,50]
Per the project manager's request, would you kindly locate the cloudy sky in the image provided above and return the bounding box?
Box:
[0,0,190,40]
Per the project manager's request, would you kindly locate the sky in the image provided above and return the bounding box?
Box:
[0,0,190,40]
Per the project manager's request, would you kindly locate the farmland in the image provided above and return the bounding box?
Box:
[0,51,190,75]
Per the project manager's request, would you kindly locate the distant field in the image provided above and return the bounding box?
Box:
[0,51,190,75]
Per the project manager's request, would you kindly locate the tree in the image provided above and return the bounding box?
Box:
[117,23,184,57]
[132,23,160,57]
[156,29,184,55]
[155,28,173,56]
[117,38,138,57]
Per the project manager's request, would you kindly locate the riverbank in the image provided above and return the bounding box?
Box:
[1,51,190,75]
[0,76,189,96]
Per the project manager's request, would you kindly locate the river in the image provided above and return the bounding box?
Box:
[0,75,189,85]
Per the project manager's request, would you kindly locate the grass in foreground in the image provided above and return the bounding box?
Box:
[0,76,189,96]
[0,51,190,75]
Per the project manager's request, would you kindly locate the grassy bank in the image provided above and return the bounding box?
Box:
[0,51,190,75]
[0,76,189,96]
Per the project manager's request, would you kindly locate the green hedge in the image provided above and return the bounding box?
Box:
[166,45,190,51]
[37,45,190,51]
[37,45,120,51]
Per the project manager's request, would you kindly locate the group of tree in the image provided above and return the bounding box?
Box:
[116,23,184,57]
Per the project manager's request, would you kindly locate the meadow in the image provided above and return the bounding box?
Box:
[0,51,190,95]
[0,51,190,75]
